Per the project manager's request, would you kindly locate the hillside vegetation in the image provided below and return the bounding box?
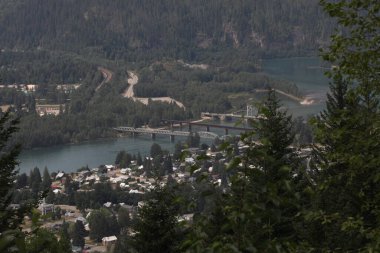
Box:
[0,0,334,60]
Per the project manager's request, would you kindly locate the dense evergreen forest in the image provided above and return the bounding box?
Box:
[0,0,334,60]
[0,51,95,84]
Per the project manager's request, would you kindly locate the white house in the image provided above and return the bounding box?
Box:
[102,236,117,247]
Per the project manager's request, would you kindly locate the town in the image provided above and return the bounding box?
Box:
[12,134,312,252]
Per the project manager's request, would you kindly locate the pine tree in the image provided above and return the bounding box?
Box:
[129,185,180,253]
[114,232,130,253]
[173,141,183,160]
[15,173,28,189]
[58,221,72,253]
[308,1,380,251]
[186,132,200,148]
[310,69,380,252]
[136,152,143,166]
[72,220,86,248]
[117,207,130,230]
[0,111,59,252]
[163,155,173,174]
[42,167,52,191]
[254,89,296,181]
[88,208,120,242]
[29,167,42,196]
[150,143,163,158]
[185,90,304,252]
[0,111,27,252]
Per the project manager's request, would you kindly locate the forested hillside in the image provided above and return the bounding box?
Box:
[0,0,334,60]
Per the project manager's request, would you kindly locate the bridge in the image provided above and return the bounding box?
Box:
[201,112,259,120]
[114,127,219,141]
[162,120,253,135]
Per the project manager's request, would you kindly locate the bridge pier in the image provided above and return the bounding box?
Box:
[170,122,174,130]
[170,135,175,142]
[151,133,156,140]
[188,123,192,131]
[225,128,229,135]
[132,132,137,137]
[206,126,210,132]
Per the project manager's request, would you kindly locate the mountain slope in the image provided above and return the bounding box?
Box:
[0,0,334,60]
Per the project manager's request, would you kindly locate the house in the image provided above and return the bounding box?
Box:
[102,235,117,247]
[35,104,65,116]
[138,201,145,209]
[8,204,20,210]
[65,211,75,217]
[53,189,61,194]
[0,105,12,112]
[103,202,112,208]
[129,189,142,194]
[76,216,87,224]
[26,84,38,92]
[178,213,194,223]
[39,203,55,215]
[55,172,65,180]
[119,183,129,189]
[105,165,114,170]
[71,246,82,253]
[185,157,195,164]
[56,83,81,93]
[120,168,131,174]
[119,204,138,214]
[85,175,99,182]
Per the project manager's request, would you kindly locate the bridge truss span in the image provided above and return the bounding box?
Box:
[114,127,219,140]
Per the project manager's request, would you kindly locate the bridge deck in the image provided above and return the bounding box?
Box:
[201,112,259,120]
[163,120,253,131]
[114,127,219,139]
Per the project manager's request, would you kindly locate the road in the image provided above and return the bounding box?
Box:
[122,71,138,98]
[122,71,185,109]
[95,67,113,92]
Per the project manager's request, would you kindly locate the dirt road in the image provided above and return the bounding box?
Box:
[122,71,138,98]
[95,67,113,92]
[122,71,185,109]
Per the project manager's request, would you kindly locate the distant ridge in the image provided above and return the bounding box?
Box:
[0,0,334,60]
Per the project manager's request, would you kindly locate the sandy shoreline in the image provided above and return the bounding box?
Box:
[255,89,315,105]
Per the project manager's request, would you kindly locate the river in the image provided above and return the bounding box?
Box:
[262,57,330,117]
[18,57,330,173]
